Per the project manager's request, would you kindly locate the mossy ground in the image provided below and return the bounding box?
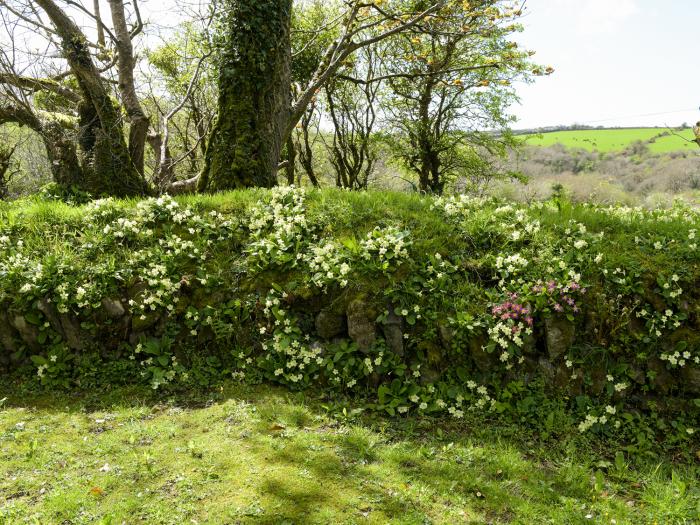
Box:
[1,380,698,525]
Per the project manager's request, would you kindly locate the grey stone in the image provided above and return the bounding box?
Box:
[36,298,64,335]
[35,299,85,350]
[590,367,608,396]
[419,367,441,385]
[131,312,160,333]
[346,298,376,352]
[681,366,700,394]
[469,336,496,372]
[538,357,557,384]
[382,308,404,356]
[0,310,17,354]
[647,357,675,394]
[315,310,346,339]
[438,322,455,349]
[11,315,40,351]
[628,366,646,386]
[59,313,84,350]
[544,316,575,360]
[101,298,126,318]
[537,358,571,389]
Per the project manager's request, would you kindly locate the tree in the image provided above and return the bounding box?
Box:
[0,143,18,199]
[198,0,293,191]
[380,1,546,193]
[199,0,447,192]
[0,0,150,196]
[145,19,216,192]
[323,47,381,190]
[288,0,340,187]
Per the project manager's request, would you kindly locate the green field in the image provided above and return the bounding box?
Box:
[523,128,697,153]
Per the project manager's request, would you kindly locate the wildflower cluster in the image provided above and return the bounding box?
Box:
[486,294,533,365]
[530,279,586,316]
[359,227,411,266]
[257,288,324,387]
[247,187,308,269]
[1,188,698,451]
[304,241,351,289]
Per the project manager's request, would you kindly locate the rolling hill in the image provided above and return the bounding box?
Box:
[522,128,697,154]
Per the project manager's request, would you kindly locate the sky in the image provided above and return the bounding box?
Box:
[512,0,700,129]
[3,0,698,131]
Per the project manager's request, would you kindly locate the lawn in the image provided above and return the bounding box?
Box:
[1,382,698,525]
[522,128,697,153]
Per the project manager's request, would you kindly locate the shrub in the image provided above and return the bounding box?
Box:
[0,188,698,455]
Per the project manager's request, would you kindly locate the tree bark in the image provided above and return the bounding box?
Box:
[284,136,296,185]
[199,0,292,192]
[107,0,150,177]
[34,0,148,197]
[296,104,320,187]
[0,104,82,186]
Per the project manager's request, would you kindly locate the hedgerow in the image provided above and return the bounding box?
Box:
[0,188,698,456]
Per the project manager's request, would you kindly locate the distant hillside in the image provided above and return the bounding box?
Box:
[521,128,697,154]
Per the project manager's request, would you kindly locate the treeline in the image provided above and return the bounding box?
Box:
[0,0,550,199]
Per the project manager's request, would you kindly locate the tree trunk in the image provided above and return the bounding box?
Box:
[34,0,148,197]
[284,136,296,185]
[108,0,150,177]
[199,0,292,192]
[0,104,82,187]
[296,105,320,187]
[43,121,83,186]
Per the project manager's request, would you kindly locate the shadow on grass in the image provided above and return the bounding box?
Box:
[1,380,697,524]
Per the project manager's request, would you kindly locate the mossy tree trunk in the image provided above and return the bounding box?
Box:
[199,0,292,192]
[34,0,149,197]
[284,137,296,185]
[0,104,82,187]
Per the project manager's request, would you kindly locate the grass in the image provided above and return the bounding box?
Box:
[1,382,698,524]
[522,128,697,154]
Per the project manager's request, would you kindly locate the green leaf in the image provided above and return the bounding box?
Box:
[30,355,47,365]
[25,312,41,326]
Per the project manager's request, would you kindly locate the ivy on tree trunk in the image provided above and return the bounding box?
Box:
[199,0,292,192]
